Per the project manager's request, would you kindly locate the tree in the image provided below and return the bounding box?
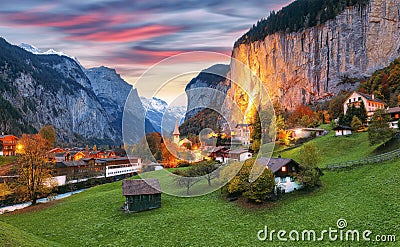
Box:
[0,181,12,200]
[243,168,275,203]
[298,143,322,189]
[276,115,286,132]
[38,125,56,148]
[16,134,55,204]
[328,93,349,119]
[190,161,219,186]
[368,109,394,145]
[251,110,262,153]
[216,123,223,146]
[224,158,275,202]
[350,116,363,131]
[173,169,200,195]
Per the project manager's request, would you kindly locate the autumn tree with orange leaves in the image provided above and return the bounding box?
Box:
[16,134,55,204]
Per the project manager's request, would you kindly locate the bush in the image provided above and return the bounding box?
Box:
[298,143,322,189]
[223,159,275,203]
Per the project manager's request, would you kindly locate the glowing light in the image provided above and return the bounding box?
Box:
[282,166,287,172]
[16,144,24,154]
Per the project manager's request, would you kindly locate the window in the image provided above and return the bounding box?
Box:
[281,166,287,172]
[358,97,362,101]
[280,177,287,183]
[349,99,351,103]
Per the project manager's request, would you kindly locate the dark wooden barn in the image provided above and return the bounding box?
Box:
[122,179,161,212]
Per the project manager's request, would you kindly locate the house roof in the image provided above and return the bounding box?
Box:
[301,128,326,132]
[180,138,192,144]
[332,125,353,131]
[56,160,86,167]
[386,107,400,114]
[0,135,18,140]
[228,148,250,154]
[97,157,130,162]
[54,152,67,157]
[48,147,66,153]
[236,124,251,128]
[256,157,300,173]
[207,146,227,153]
[122,179,162,196]
[356,91,385,104]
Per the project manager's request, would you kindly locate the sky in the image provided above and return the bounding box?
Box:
[0,0,293,102]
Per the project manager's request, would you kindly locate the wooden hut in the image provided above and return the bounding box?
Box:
[122,179,161,212]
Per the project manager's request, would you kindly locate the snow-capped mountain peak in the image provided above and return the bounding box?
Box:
[19,43,43,54]
[18,43,79,62]
[140,96,187,133]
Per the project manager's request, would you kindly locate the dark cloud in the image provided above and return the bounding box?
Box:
[0,0,294,82]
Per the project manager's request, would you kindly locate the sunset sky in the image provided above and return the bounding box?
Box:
[0,0,293,102]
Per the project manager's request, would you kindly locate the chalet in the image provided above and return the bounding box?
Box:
[344,91,385,118]
[54,152,69,162]
[226,148,252,163]
[0,134,19,156]
[256,157,302,193]
[333,125,353,136]
[291,128,327,139]
[54,158,101,182]
[231,124,251,146]
[113,148,126,157]
[204,146,229,163]
[69,151,87,161]
[54,157,141,182]
[179,138,192,149]
[386,107,400,129]
[122,179,162,212]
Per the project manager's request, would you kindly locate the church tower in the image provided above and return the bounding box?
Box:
[173,121,180,144]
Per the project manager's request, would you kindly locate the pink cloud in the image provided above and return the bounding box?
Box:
[66,25,182,43]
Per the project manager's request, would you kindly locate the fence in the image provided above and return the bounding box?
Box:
[325,148,400,170]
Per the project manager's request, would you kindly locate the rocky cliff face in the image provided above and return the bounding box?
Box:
[230,0,400,110]
[184,64,230,119]
[84,66,134,139]
[0,38,117,144]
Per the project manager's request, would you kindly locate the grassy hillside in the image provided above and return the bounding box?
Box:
[0,221,58,246]
[278,126,381,167]
[1,159,399,246]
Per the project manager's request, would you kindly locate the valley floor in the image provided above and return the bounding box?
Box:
[1,158,399,246]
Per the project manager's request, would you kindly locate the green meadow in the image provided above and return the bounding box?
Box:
[1,130,399,246]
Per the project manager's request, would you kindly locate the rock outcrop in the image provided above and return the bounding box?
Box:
[230,0,400,110]
[0,38,117,143]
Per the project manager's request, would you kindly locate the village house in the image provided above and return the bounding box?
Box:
[291,128,327,139]
[204,146,229,163]
[386,106,400,129]
[0,134,19,156]
[54,158,100,183]
[344,91,385,118]
[256,157,302,193]
[54,157,141,184]
[333,125,353,136]
[225,148,252,163]
[122,178,162,213]
[231,124,251,146]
